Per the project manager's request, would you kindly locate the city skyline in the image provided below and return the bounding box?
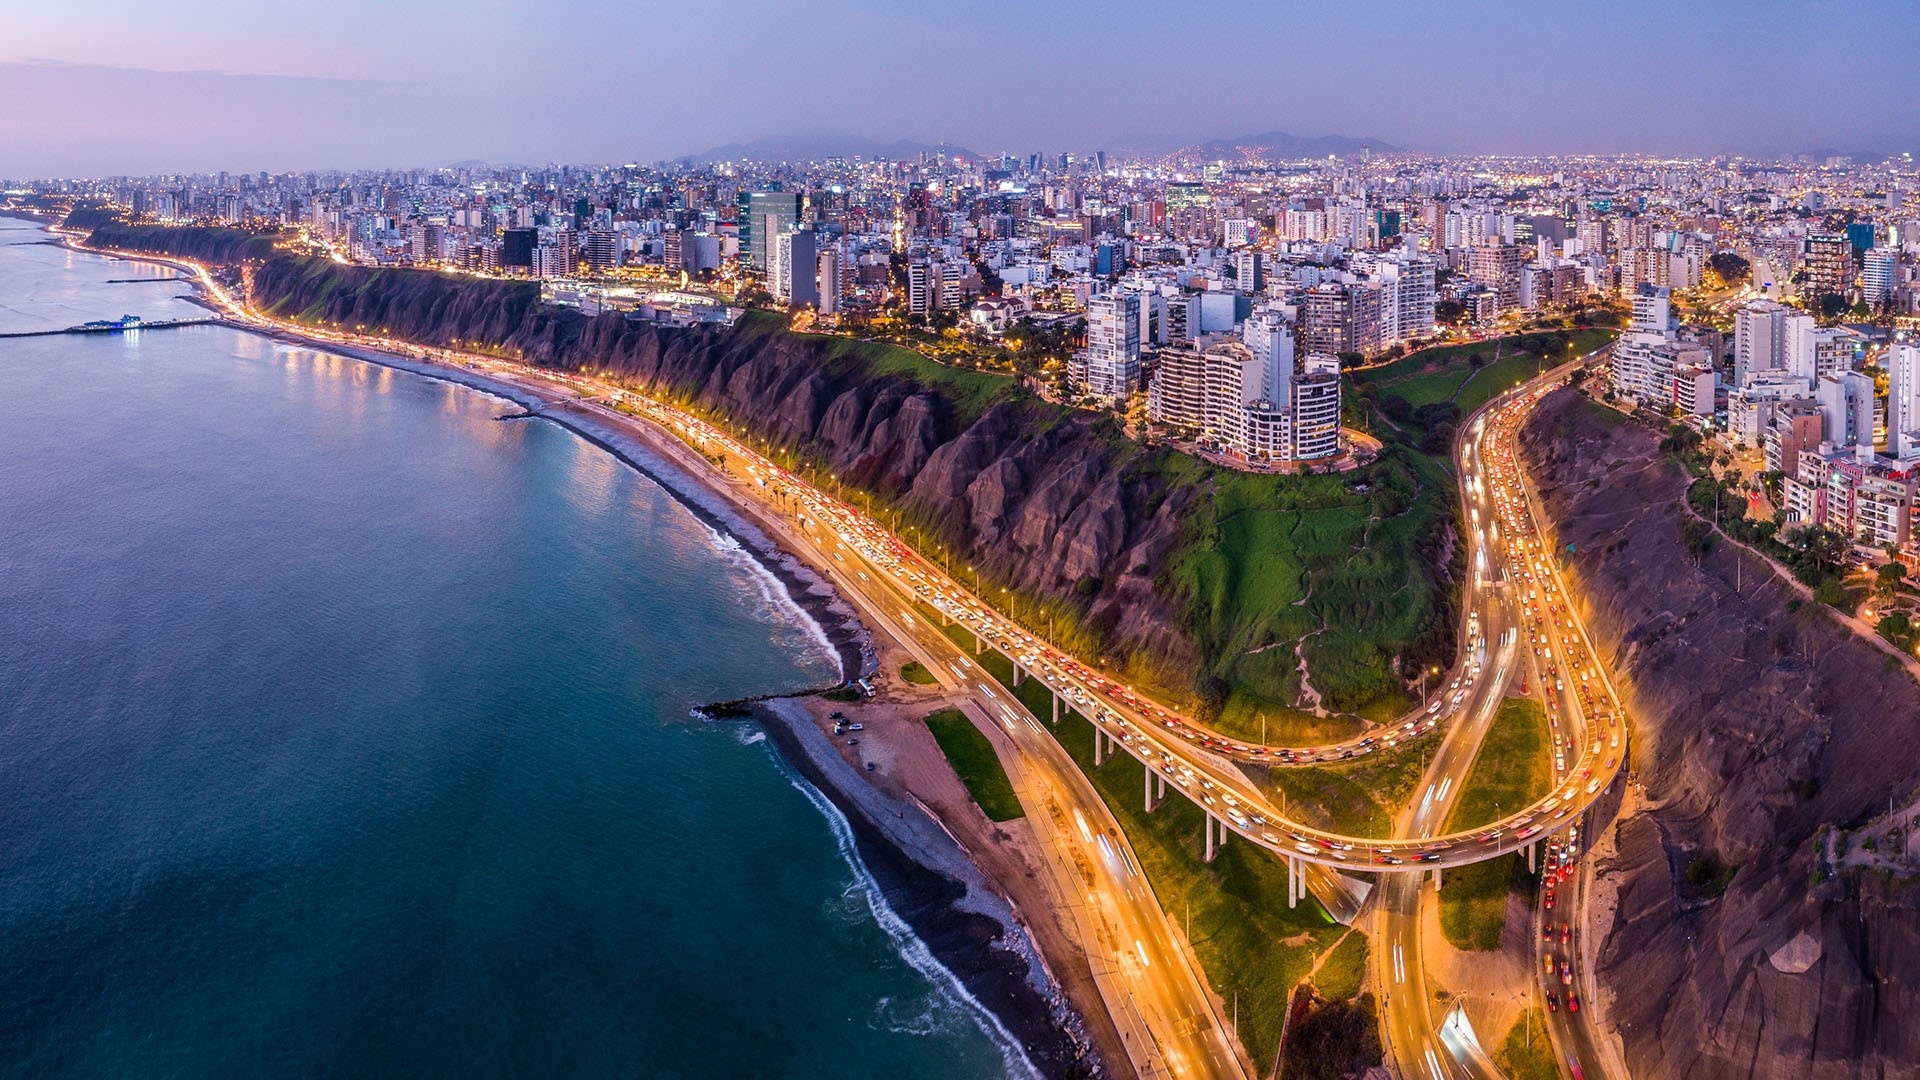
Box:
[5,0,1919,177]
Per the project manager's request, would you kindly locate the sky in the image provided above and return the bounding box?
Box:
[3,0,1917,177]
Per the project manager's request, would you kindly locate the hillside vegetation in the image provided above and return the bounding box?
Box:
[82,220,285,264]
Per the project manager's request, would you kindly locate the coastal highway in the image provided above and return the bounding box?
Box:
[141,214,1624,876]
[97,234,1630,1075]
[81,226,1629,877]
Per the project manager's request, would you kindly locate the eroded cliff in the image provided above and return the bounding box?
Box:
[1520,389,1920,1079]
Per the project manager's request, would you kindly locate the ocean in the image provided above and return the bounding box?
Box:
[0,218,1018,1077]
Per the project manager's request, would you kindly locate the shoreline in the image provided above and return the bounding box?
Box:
[748,695,1092,1078]
[43,222,1100,1077]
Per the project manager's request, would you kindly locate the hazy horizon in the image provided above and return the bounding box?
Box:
[5,0,1917,177]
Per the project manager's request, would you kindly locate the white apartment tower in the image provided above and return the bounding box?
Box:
[1082,291,1142,401]
[1889,343,1920,459]
[1630,283,1671,334]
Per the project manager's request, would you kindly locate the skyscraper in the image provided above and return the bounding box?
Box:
[1081,291,1142,401]
[743,191,801,270]
[1863,249,1899,309]
[1888,343,1920,458]
[1804,233,1853,303]
[771,228,818,307]
[815,243,842,316]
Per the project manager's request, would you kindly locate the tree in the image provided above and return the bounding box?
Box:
[1876,561,1907,596]
[1817,293,1850,322]
[1380,393,1414,423]
[1708,251,1751,288]
[1877,611,1918,651]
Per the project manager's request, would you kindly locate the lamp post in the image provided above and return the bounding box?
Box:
[1422,664,1441,704]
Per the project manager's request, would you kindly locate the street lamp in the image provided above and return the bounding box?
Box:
[1422,664,1441,704]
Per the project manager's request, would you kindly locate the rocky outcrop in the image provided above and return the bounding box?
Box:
[1520,389,1920,1079]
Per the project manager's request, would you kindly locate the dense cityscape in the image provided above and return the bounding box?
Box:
[24,147,1920,559]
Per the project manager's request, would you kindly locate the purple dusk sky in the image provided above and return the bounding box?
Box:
[3,0,1916,176]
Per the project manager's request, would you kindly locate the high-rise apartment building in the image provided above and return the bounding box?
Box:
[1804,233,1853,303]
[1817,370,1876,451]
[771,228,818,307]
[1467,244,1524,312]
[1630,283,1670,333]
[583,229,619,273]
[815,243,843,316]
[1889,344,1920,459]
[1863,249,1899,308]
[1081,291,1142,401]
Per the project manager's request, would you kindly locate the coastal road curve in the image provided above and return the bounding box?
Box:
[121,229,1630,874]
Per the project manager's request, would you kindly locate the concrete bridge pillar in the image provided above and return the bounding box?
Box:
[1093,731,1106,767]
[974,633,983,655]
[1432,865,1443,891]
[1012,663,1022,686]
[1287,857,1299,909]
[1527,841,1537,874]
[1204,815,1218,863]
[1145,766,1157,812]
[1051,693,1059,724]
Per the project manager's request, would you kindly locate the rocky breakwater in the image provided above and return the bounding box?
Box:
[1519,388,1920,1079]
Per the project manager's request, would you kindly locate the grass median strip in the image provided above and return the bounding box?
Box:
[923,708,1024,822]
[1495,1007,1559,1080]
[1433,697,1550,951]
[1446,696,1552,833]
[899,660,937,685]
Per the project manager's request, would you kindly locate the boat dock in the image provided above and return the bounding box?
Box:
[0,317,225,339]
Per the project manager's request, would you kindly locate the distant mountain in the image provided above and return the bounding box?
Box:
[678,133,982,165]
[1170,130,1404,161]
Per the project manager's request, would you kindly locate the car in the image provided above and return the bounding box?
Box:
[1545,889,1557,910]
[1567,993,1580,1013]
[1560,961,1573,985]
[1542,924,1555,942]
[1546,992,1559,1013]
[1544,954,1556,976]
[1414,852,1441,863]
[1561,923,1572,945]
[1376,854,1404,865]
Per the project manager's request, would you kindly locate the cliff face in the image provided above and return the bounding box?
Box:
[83,221,281,264]
[1520,390,1920,1079]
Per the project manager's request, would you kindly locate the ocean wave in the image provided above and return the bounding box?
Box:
[867,995,942,1037]
[687,517,841,677]
[776,767,1040,1079]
